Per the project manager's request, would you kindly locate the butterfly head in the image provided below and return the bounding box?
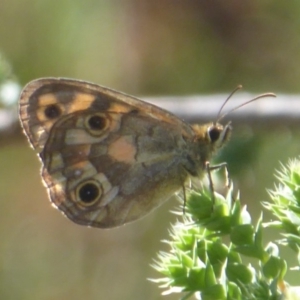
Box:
[191,87,276,161]
[181,122,231,178]
[192,122,232,158]
[207,122,232,149]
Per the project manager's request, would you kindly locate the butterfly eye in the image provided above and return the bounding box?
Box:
[208,127,221,142]
[44,104,62,119]
[85,113,109,136]
[76,180,103,206]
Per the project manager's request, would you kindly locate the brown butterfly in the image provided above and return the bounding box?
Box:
[19,78,273,228]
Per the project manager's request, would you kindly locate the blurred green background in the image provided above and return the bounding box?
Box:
[1,1,300,299]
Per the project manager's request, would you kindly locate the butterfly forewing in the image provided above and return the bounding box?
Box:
[19,78,193,152]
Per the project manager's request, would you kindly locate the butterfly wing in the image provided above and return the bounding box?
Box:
[19,78,197,228]
[19,78,194,152]
[42,109,194,228]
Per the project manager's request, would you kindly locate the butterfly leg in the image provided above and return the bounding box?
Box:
[179,169,192,215]
[205,161,230,205]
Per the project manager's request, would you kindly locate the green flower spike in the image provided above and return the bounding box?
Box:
[152,164,300,300]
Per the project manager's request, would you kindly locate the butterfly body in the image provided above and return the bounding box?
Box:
[19,78,230,228]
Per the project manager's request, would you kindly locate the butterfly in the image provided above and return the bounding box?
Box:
[19,78,269,228]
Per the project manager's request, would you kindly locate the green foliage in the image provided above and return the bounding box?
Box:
[152,159,300,299]
[264,159,300,257]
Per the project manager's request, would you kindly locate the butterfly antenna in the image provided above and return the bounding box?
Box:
[216,85,243,122]
[217,92,276,123]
